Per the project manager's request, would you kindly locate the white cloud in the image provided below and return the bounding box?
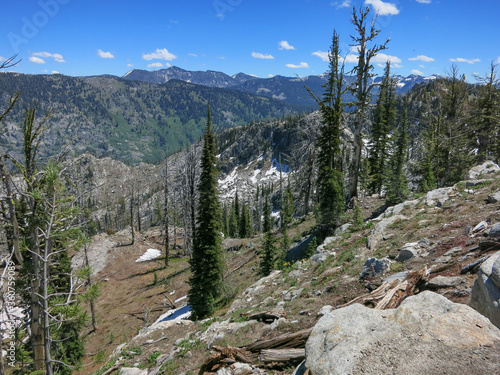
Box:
[29,56,46,64]
[333,0,352,8]
[497,56,500,64]
[416,0,431,3]
[127,63,134,67]
[450,57,480,64]
[342,54,359,63]
[312,51,329,62]
[142,48,177,61]
[286,62,309,69]
[0,56,5,62]
[411,69,424,75]
[97,49,114,59]
[252,52,275,59]
[52,70,60,74]
[32,51,65,63]
[373,53,402,64]
[268,74,274,77]
[364,0,400,15]
[188,53,198,57]
[409,55,435,62]
[279,41,295,50]
[147,62,164,68]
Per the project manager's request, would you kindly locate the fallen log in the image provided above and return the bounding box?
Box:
[259,348,305,363]
[339,267,428,310]
[245,328,313,352]
[198,346,254,375]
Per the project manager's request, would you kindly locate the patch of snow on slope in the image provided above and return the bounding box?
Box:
[135,248,161,262]
[250,169,261,184]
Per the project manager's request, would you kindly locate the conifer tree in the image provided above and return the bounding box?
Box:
[472,63,500,162]
[260,197,275,276]
[188,105,224,320]
[368,61,397,195]
[386,101,410,205]
[315,30,346,227]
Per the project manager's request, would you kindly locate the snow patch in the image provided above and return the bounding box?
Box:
[135,248,161,262]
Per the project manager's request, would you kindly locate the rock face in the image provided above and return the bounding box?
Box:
[468,160,500,179]
[305,291,500,375]
[471,250,500,329]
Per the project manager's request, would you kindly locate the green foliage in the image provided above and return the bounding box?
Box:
[305,236,318,258]
[188,106,224,320]
[316,30,345,228]
[350,204,364,231]
[367,61,397,195]
[386,101,410,205]
[0,74,301,164]
[260,197,276,276]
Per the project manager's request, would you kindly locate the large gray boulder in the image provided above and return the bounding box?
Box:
[305,291,500,375]
[468,160,500,179]
[471,250,500,329]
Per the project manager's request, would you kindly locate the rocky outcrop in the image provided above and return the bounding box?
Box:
[471,250,500,329]
[304,291,500,375]
[467,160,500,179]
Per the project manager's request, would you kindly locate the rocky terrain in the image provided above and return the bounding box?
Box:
[71,161,500,375]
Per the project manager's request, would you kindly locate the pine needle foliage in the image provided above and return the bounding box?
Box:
[316,30,346,227]
[188,105,224,320]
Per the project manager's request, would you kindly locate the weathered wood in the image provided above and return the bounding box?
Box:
[245,328,312,352]
[376,267,428,310]
[199,346,254,375]
[259,348,305,363]
[340,267,428,310]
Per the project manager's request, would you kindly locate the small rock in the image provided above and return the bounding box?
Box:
[396,242,421,262]
[488,192,500,204]
[427,276,466,289]
[359,257,391,279]
[444,246,463,256]
[119,368,148,375]
[489,223,500,238]
[382,271,410,283]
[434,255,453,263]
[334,223,352,235]
[317,305,333,317]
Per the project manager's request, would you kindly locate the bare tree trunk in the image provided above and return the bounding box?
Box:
[0,159,23,265]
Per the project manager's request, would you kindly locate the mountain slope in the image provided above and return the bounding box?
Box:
[0,73,301,164]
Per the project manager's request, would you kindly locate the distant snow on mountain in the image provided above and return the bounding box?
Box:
[122,66,447,107]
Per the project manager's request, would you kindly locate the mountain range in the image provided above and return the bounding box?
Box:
[123,66,445,106]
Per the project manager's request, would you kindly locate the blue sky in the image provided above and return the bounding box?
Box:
[1,0,499,81]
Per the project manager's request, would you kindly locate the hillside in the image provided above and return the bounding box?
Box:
[75,161,500,375]
[0,73,301,164]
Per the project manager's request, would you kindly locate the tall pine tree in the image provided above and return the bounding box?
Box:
[259,196,276,276]
[386,100,410,205]
[368,61,397,195]
[316,30,346,227]
[188,105,224,320]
